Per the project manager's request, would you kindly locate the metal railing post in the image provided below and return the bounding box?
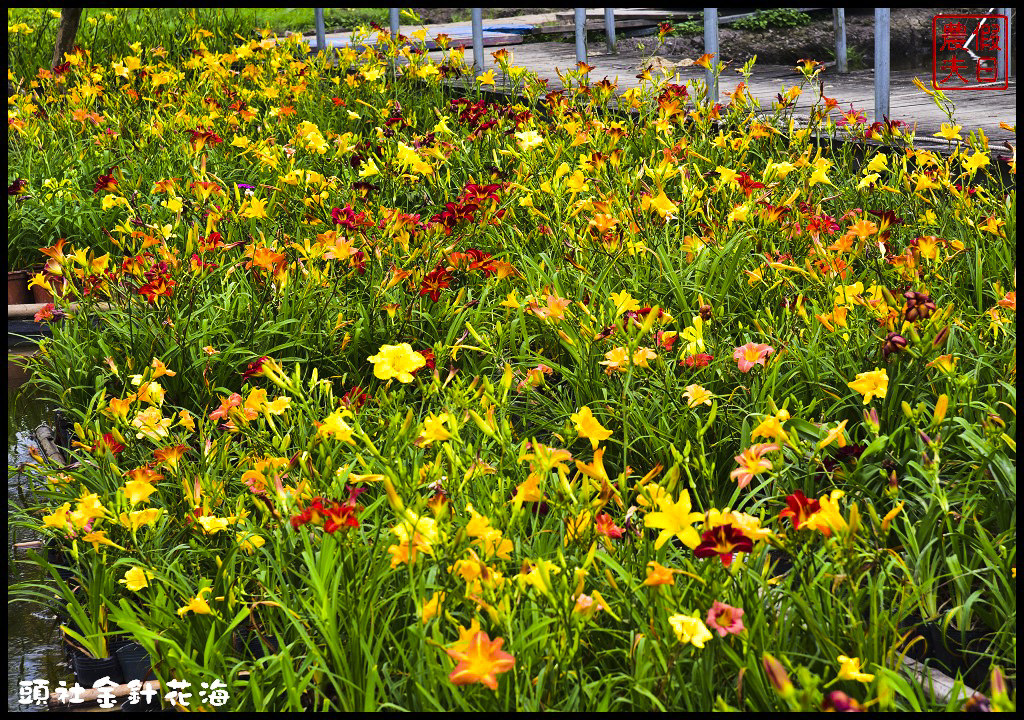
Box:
[874,8,890,121]
[575,8,588,65]
[704,8,719,103]
[998,7,1012,79]
[389,8,400,37]
[472,8,484,74]
[605,8,616,54]
[314,8,326,54]
[833,8,848,73]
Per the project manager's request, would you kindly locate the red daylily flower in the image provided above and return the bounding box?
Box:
[137,276,175,304]
[242,356,270,382]
[419,265,452,302]
[693,524,753,566]
[92,433,126,455]
[778,490,821,530]
[595,512,624,539]
[681,353,713,369]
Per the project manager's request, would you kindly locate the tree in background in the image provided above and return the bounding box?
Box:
[52,8,83,69]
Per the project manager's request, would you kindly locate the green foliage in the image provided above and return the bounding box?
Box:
[671,19,704,37]
[732,9,812,32]
[5,19,1017,713]
[5,8,388,80]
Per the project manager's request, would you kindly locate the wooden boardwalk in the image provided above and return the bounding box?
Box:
[444,41,1016,150]
[309,8,1015,152]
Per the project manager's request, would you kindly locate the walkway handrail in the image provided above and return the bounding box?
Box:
[575,9,588,65]
[875,9,890,121]
[704,8,719,103]
[328,6,1005,118]
[605,8,617,53]
[834,9,848,73]
[700,8,889,118]
[314,8,325,54]
[998,7,1012,79]
[472,9,484,74]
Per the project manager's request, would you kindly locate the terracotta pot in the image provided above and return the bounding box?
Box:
[31,282,55,304]
[8,270,31,305]
[27,265,56,303]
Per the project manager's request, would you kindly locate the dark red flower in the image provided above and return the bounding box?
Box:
[8,178,28,195]
[418,349,436,372]
[92,433,126,455]
[419,265,452,302]
[681,353,713,369]
[93,174,118,194]
[185,127,223,148]
[241,356,269,381]
[595,512,624,539]
[655,330,677,351]
[693,524,753,566]
[34,303,66,323]
[137,277,175,303]
[341,385,369,410]
[290,496,359,533]
[323,502,359,533]
[331,204,369,231]
[822,691,864,712]
[778,490,821,530]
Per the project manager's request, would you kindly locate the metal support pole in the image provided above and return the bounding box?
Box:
[998,7,1012,79]
[833,8,847,73]
[314,8,326,54]
[874,9,890,122]
[605,8,616,54]
[575,8,588,65]
[389,8,400,37]
[704,8,719,103]
[472,8,484,74]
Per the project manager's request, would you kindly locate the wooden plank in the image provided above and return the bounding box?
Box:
[422,41,1016,146]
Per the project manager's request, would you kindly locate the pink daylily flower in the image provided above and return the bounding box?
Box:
[733,342,775,372]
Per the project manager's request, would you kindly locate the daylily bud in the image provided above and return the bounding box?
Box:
[823,690,864,712]
[901,291,937,323]
[931,394,949,427]
[990,666,1008,703]
[882,332,908,359]
[880,286,899,307]
[985,413,1006,430]
[762,653,794,699]
[932,325,949,348]
[863,407,880,434]
[887,470,899,495]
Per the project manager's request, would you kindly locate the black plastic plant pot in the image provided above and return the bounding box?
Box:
[73,650,125,688]
[45,545,77,586]
[115,642,153,682]
[903,621,993,689]
[246,632,279,658]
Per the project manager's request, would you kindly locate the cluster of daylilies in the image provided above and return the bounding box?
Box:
[9,18,1015,713]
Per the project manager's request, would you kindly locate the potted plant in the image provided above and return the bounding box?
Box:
[8,269,31,305]
[47,553,125,687]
